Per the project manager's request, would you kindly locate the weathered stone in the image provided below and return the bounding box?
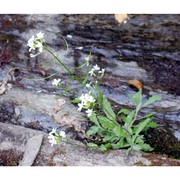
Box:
[0,88,85,132]
[106,61,148,80]
[0,14,180,162]
[19,134,43,166]
[1,122,179,166]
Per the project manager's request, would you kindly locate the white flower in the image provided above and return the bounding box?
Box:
[85,93,95,103]
[59,131,66,138]
[86,82,92,88]
[75,47,83,50]
[77,93,95,112]
[77,102,84,112]
[85,109,93,117]
[98,68,105,76]
[48,136,57,147]
[84,57,89,61]
[36,41,43,53]
[84,57,90,66]
[79,93,95,104]
[27,32,45,57]
[52,79,61,86]
[89,68,95,76]
[36,32,44,39]
[48,128,66,146]
[30,53,40,58]
[50,128,57,134]
[48,128,57,147]
[89,64,100,76]
[79,94,85,102]
[123,20,127,24]
[67,35,73,38]
[27,35,35,52]
[93,64,100,71]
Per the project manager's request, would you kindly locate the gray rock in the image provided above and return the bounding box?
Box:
[0,122,180,166]
[19,134,43,166]
[0,88,85,133]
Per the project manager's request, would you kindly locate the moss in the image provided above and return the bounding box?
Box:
[144,128,180,159]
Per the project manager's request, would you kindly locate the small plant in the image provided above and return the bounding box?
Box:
[27,32,161,155]
[85,89,161,155]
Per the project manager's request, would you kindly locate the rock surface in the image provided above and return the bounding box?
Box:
[0,14,180,164]
[1,122,180,166]
[19,134,43,166]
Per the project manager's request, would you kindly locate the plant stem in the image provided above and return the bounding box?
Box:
[129,108,140,128]
[44,46,74,77]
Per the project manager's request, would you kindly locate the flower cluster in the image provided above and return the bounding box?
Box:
[77,92,96,117]
[52,78,61,86]
[48,128,66,147]
[84,56,90,66]
[89,64,105,77]
[27,32,45,57]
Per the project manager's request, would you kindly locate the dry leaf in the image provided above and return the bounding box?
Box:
[128,79,143,90]
[40,69,46,77]
[114,14,128,24]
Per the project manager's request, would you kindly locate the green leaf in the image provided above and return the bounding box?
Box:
[126,110,135,125]
[112,138,130,149]
[99,144,107,151]
[126,136,134,145]
[102,96,116,121]
[98,90,104,109]
[143,121,158,131]
[113,126,128,137]
[104,143,112,150]
[129,90,142,106]
[135,118,152,136]
[134,135,144,144]
[118,108,130,115]
[86,126,99,136]
[87,143,98,149]
[120,114,127,122]
[65,85,72,92]
[140,112,155,119]
[142,95,161,108]
[103,135,114,142]
[98,116,116,130]
[99,143,112,150]
[139,143,154,151]
[89,115,100,127]
[127,127,133,135]
[133,120,158,133]
[70,97,80,103]
[82,72,90,85]
[126,147,132,156]
[132,145,142,151]
[110,136,120,143]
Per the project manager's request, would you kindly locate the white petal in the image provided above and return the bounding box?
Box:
[67,35,73,38]
[85,109,93,117]
[93,64,100,71]
[75,47,83,50]
[59,131,66,138]
[36,32,44,39]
